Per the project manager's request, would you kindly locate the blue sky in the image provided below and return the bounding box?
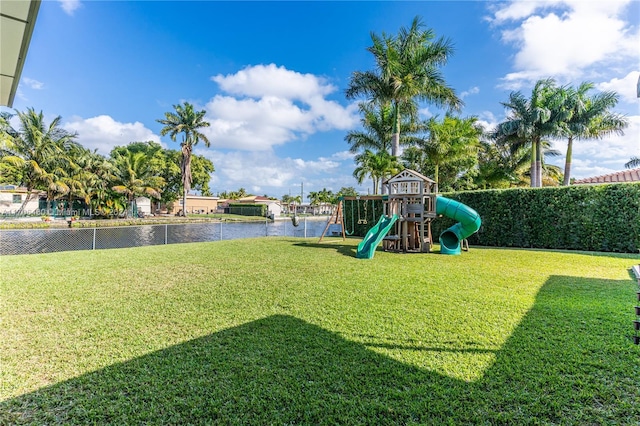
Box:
[5,0,640,198]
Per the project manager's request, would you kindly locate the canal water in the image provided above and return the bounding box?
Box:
[0,218,344,255]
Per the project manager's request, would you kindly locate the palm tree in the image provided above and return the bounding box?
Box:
[344,102,420,155]
[111,150,164,217]
[408,115,482,191]
[0,108,78,214]
[344,103,395,154]
[157,102,210,216]
[353,150,402,194]
[346,16,462,158]
[493,79,566,187]
[561,82,627,185]
[626,157,640,169]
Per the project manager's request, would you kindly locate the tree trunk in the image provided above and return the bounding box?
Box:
[530,140,537,188]
[15,189,34,216]
[391,102,400,157]
[181,143,192,217]
[562,137,573,186]
[391,133,400,158]
[535,139,543,187]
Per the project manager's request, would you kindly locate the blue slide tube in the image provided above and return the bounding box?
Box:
[435,196,481,255]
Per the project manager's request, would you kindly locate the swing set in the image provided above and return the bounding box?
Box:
[318,196,381,242]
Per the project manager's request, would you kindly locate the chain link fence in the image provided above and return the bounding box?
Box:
[0,218,336,256]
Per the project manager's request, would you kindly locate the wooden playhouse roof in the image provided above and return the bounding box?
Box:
[384,169,435,184]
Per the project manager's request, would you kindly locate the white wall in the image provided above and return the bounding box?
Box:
[0,192,40,214]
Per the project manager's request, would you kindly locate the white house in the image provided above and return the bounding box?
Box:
[237,196,283,216]
[0,186,42,214]
[134,197,152,216]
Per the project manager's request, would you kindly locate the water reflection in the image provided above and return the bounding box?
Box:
[0,218,333,255]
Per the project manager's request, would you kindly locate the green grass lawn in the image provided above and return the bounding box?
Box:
[1,238,638,424]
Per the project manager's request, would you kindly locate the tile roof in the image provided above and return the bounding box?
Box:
[573,168,640,184]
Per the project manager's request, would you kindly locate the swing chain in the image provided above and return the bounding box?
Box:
[358,199,368,225]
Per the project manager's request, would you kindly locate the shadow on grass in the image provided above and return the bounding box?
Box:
[293,240,357,257]
[2,277,638,425]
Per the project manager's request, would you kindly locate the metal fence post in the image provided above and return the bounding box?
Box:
[165,224,168,245]
[92,228,96,250]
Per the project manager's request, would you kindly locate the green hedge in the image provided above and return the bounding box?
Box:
[432,183,640,253]
[228,203,267,217]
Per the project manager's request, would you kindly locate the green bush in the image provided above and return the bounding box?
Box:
[228,203,267,217]
[432,183,640,253]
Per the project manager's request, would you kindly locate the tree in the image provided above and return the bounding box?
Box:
[626,157,640,169]
[113,141,215,205]
[561,82,627,185]
[346,16,462,157]
[405,115,482,191]
[0,108,78,214]
[344,103,418,154]
[78,149,117,216]
[157,102,211,216]
[353,150,402,194]
[493,79,566,187]
[474,139,530,189]
[111,150,164,217]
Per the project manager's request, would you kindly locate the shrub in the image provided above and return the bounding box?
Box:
[228,203,268,217]
[432,183,640,253]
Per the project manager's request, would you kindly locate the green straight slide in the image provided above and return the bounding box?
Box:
[436,196,481,255]
[356,214,399,259]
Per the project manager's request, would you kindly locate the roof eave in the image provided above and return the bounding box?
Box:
[2,0,41,107]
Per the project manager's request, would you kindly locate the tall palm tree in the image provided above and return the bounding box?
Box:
[0,108,78,214]
[346,16,462,158]
[561,82,627,185]
[157,102,210,216]
[111,150,164,217]
[493,79,566,187]
[345,102,422,155]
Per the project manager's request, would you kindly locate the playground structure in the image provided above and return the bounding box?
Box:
[319,169,482,258]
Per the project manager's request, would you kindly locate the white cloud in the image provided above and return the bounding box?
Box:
[549,114,640,178]
[490,1,552,23]
[205,64,359,151]
[212,64,335,100]
[198,149,363,196]
[331,151,356,161]
[596,71,640,104]
[22,77,43,90]
[419,107,434,118]
[460,86,480,99]
[58,0,81,16]
[63,115,161,155]
[493,1,638,88]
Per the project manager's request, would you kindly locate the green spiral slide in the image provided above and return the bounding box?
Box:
[356,214,399,259]
[436,196,481,255]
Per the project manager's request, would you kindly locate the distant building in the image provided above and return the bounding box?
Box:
[134,197,152,216]
[166,194,220,214]
[0,186,44,214]
[573,168,640,185]
[237,196,282,216]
